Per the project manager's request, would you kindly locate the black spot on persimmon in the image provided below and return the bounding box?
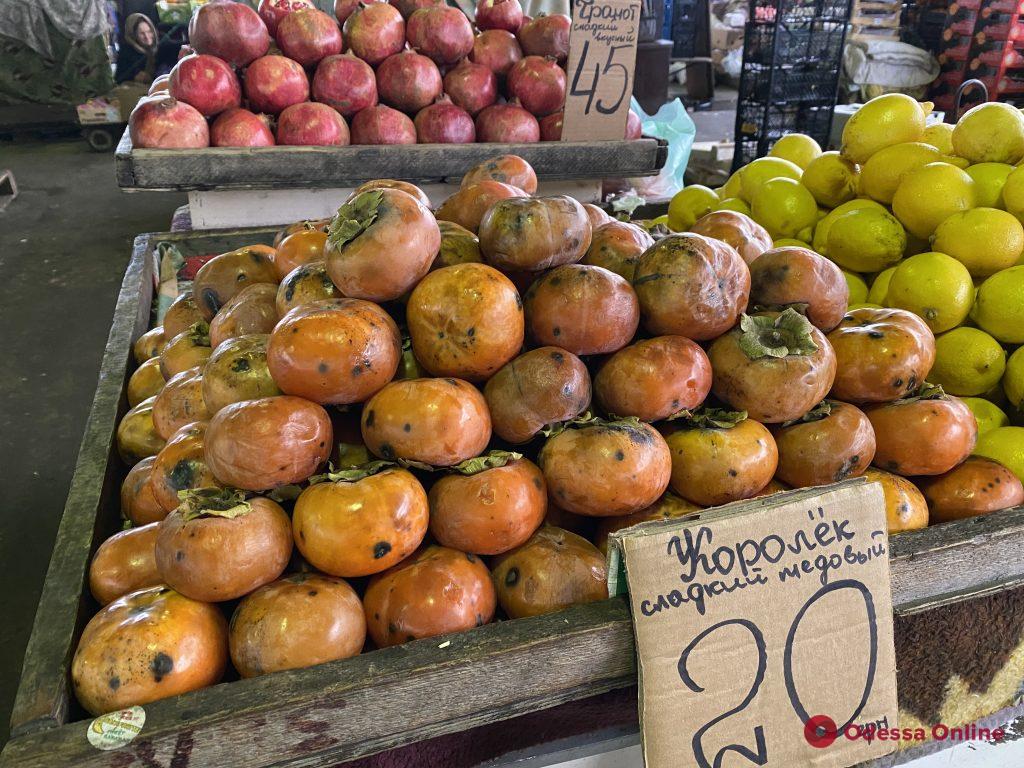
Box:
[176,550,185,561]
[351,365,363,376]
[552,327,561,337]
[466,552,477,563]
[867,331,884,339]
[551,351,564,363]
[403,423,411,432]
[373,541,392,559]
[168,460,196,491]
[318,362,329,374]
[728,468,738,477]
[532,476,542,489]
[467,327,475,337]
[615,450,625,461]
[308,590,318,597]
[505,567,519,587]
[379,443,395,459]
[150,652,174,683]
[231,357,251,373]
[365,410,375,427]
[109,676,120,691]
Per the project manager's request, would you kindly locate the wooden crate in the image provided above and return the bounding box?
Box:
[6,226,1024,768]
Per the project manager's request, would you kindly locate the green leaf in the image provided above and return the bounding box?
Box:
[450,451,524,475]
[780,399,833,428]
[328,190,384,251]
[266,484,304,503]
[676,407,748,430]
[186,320,211,347]
[737,308,818,360]
[178,487,250,521]
[310,460,396,484]
[902,382,948,403]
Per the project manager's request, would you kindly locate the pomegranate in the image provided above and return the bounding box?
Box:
[476,0,523,33]
[350,104,417,144]
[149,75,170,95]
[210,108,275,146]
[244,55,309,115]
[276,102,350,145]
[626,109,642,139]
[391,0,444,19]
[168,54,241,117]
[189,1,270,67]
[415,97,475,143]
[344,3,406,66]
[508,55,565,116]
[406,7,474,65]
[312,54,377,117]
[277,8,343,67]
[471,29,523,77]
[258,0,314,35]
[336,0,384,23]
[376,50,442,113]
[475,100,540,142]
[539,110,562,140]
[518,13,570,62]
[443,60,497,116]
[129,96,210,148]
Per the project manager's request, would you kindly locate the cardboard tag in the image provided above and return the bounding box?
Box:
[610,481,898,768]
[560,0,642,141]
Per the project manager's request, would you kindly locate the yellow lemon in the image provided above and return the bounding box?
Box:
[886,251,974,332]
[826,206,907,272]
[811,198,886,255]
[713,197,751,215]
[973,426,1024,483]
[930,327,1006,396]
[773,238,812,248]
[868,266,896,305]
[932,207,1024,277]
[739,156,802,202]
[720,171,743,199]
[667,185,719,231]
[843,270,869,305]
[922,122,955,154]
[1004,346,1024,410]
[961,397,1009,435]
[892,162,976,239]
[841,93,930,164]
[965,162,1014,208]
[769,133,822,170]
[952,101,1024,164]
[971,265,1024,343]
[801,151,860,208]
[998,164,1024,223]
[750,177,819,239]
[860,142,944,205]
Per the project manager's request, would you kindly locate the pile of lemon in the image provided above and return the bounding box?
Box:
[667,93,1024,483]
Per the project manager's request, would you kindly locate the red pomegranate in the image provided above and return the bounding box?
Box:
[276,102,350,145]
[210,108,275,146]
[475,100,540,142]
[244,55,309,114]
[350,104,417,144]
[391,0,444,19]
[626,109,642,139]
[344,3,406,66]
[539,110,562,140]
[476,0,523,32]
[414,96,475,143]
[168,54,241,117]
[508,55,565,116]
[335,0,384,24]
[312,54,377,117]
[129,96,210,148]
[258,0,314,35]
[406,7,474,65]
[190,1,270,67]
[277,8,343,67]
[518,13,570,62]
[443,60,497,116]
[470,29,523,77]
[376,50,442,113]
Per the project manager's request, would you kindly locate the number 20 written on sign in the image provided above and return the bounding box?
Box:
[568,40,632,116]
[676,579,880,768]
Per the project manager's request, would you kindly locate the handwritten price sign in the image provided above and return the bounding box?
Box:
[561,0,642,141]
[611,481,898,768]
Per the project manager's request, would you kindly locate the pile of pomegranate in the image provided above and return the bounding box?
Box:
[129,0,643,148]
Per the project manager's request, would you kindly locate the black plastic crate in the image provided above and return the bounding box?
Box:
[738,65,841,103]
[743,19,848,65]
[671,0,702,57]
[733,101,835,168]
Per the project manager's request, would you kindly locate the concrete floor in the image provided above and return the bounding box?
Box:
[0,135,183,746]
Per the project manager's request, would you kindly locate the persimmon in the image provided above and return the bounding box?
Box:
[582,221,655,282]
[583,203,613,229]
[484,347,591,443]
[155,491,292,602]
[133,326,166,363]
[361,378,491,466]
[749,247,849,332]
[152,366,209,440]
[490,526,608,619]
[434,221,483,269]
[117,396,166,464]
[827,307,936,403]
[267,299,401,405]
[348,179,432,209]
[479,196,592,272]
[460,154,538,194]
[364,545,497,647]
[594,494,702,553]
[709,309,837,423]
[72,586,228,716]
[205,395,333,489]
[159,321,212,378]
[229,573,366,677]
[866,385,977,475]
[193,246,279,320]
[272,228,328,280]
[276,260,340,316]
[325,188,440,301]
[407,263,524,380]
[538,416,672,516]
[202,334,281,414]
[435,180,526,233]
[664,409,778,506]
[594,336,711,421]
[163,290,205,338]
[689,210,773,265]
[633,233,750,340]
[863,468,928,533]
[121,457,167,525]
[209,283,279,349]
[917,457,1024,523]
[89,523,162,606]
[127,357,166,407]
[150,422,221,512]
[293,465,429,577]
[274,218,329,249]
[772,400,876,488]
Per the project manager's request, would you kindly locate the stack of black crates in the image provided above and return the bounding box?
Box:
[733,0,854,169]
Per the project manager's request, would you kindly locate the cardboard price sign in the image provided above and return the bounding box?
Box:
[609,481,898,768]
[560,0,642,141]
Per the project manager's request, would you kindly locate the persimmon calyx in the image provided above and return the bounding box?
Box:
[677,407,748,430]
[540,411,644,438]
[328,190,384,250]
[451,451,523,475]
[780,399,833,428]
[902,382,948,403]
[179,487,251,521]
[310,459,396,483]
[737,308,818,360]
[186,320,211,347]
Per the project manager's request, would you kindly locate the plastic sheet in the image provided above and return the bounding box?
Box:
[627,95,697,200]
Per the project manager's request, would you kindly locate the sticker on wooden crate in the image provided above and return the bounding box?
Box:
[86,705,146,750]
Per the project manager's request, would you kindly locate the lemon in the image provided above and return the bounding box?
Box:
[922,122,955,154]
[868,266,896,304]
[997,164,1024,224]
[739,157,802,202]
[972,265,1024,343]
[667,185,719,231]
[841,94,930,164]
[892,162,976,239]
[962,397,1010,435]
[886,251,974,332]
[773,238,812,248]
[713,197,751,215]
[843,270,869,305]
[801,151,860,208]
[1004,346,1024,410]
[750,177,818,239]
[720,171,743,199]
[952,101,1024,164]
[974,427,1024,483]
[965,163,1013,208]
[812,198,886,255]
[826,206,907,272]
[930,327,1006,395]
[932,208,1024,277]
[860,142,944,205]
[769,133,822,170]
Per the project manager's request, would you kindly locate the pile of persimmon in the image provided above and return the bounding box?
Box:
[88,154,1021,717]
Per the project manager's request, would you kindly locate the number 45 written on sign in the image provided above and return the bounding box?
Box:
[569,41,632,116]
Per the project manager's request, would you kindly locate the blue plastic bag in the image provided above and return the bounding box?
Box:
[630,96,696,199]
